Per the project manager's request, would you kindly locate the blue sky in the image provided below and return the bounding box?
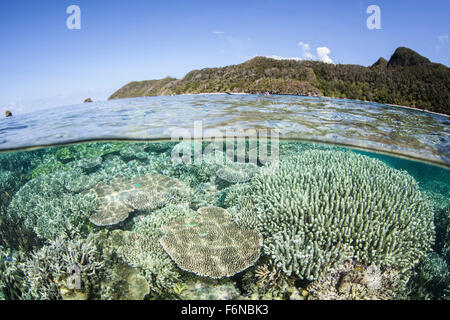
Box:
[0,0,448,114]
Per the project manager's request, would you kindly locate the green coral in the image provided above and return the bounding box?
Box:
[31,161,64,179]
[225,150,435,280]
[55,146,76,163]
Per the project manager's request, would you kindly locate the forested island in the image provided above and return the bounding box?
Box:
[109,47,449,115]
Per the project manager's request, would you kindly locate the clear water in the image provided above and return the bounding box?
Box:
[1,94,448,166]
[0,94,448,300]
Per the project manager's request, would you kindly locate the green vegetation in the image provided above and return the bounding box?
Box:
[110,47,450,115]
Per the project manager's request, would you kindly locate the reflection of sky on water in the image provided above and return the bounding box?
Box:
[0,94,448,166]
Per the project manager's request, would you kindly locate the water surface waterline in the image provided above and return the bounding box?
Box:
[0,94,448,167]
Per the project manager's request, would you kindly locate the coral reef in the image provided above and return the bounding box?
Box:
[406,253,449,300]
[190,182,222,209]
[242,258,296,300]
[120,145,146,161]
[100,261,150,300]
[160,206,262,278]
[306,261,406,300]
[434,204,450,264]
[24,237,104,300]
[0,246,31,300]
[117,205,197,297]
[55,146,76,163]
[0,141,447,300]
[87,229,150,300]
[77,156,102,173]
[217,162,259,184]
[8,168,99,241]
[225,150,435,280]
[31,161,65,179]
[88,174,189,226]
[179,278,240,300]
[0,215,42,253]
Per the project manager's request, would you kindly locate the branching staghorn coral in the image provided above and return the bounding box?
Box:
[0,246,31,300]
[25,237,104,300]
[8,168,99,241]
[225,150,435,281]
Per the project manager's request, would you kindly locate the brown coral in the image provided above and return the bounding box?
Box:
[159,206,262,278]
[306,261,405,300]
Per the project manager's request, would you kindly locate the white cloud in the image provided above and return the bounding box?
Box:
[316,47,334,64]
[438,33,448,43]
[248,41,335,64]
[212,31,225,35]
[266,55,302,61]
[298,41,315,59]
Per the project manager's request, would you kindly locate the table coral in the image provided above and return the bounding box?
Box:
[160,206,262,278]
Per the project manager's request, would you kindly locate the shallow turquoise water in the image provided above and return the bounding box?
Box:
[0,95,448,300]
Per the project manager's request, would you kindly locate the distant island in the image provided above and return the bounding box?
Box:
[109,47,450,115]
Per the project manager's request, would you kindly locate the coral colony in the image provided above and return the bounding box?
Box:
[0,140,448,300]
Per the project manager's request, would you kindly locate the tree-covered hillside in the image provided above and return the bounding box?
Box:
[109,47,450,115]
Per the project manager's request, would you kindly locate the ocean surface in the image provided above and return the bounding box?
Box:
[0,94,449,166]
[0,94,449,300]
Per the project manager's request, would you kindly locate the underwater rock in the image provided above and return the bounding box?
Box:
[160,206,262,278]
[88,173,188,226]
[226,150,435,280]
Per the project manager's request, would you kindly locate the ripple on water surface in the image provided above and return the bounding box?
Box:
[0,94,448,166]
